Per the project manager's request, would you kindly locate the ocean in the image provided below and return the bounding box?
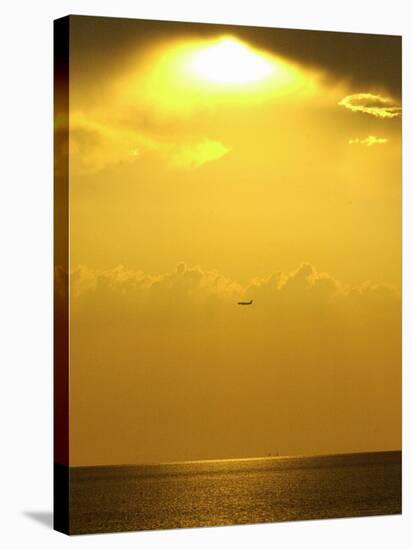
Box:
[69,451,401,534]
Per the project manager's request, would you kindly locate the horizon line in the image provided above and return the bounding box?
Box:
[68,448,402,469]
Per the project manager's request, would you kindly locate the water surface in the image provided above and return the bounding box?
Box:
[70,451,401,534]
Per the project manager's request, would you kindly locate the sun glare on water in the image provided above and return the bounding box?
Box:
[188,37,274,85]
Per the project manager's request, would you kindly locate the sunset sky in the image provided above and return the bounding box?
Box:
[65,16,401,466]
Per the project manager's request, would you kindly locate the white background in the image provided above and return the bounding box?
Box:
[0,0,410,548]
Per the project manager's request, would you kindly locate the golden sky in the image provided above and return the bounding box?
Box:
[65,16,401,466]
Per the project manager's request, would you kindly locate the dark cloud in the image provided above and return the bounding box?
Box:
[69,15,402,97]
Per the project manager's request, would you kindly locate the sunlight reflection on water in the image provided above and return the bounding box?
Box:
[70,451,401,534]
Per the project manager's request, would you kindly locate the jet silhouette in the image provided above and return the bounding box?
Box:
[237,300,253,305]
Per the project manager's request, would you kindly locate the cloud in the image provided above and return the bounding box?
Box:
[69,114,160,174]
[68,261,399,323]
[242,262,400,324]
[69,262,243,316]
[338,93,401,118]
[67,261,401,464]
[69,113,230,174]
[246,263,342,303]
[349,136,388,147]
[170,139,230,169]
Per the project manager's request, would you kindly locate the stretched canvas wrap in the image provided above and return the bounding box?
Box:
[54,15,402,535]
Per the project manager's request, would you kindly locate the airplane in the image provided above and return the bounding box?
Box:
[237,299,253,305]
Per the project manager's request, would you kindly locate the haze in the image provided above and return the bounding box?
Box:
[64,17,401,466]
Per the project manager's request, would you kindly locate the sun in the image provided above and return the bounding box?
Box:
[187,37,274,85]
[122,35,309,112]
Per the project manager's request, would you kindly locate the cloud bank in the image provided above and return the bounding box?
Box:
[66,261,400,325]
[65,261,401,465]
